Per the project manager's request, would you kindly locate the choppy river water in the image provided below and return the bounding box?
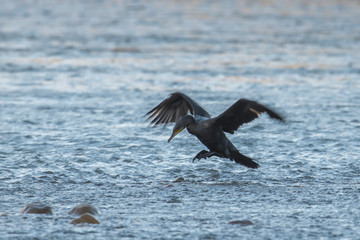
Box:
[1,0,359,239]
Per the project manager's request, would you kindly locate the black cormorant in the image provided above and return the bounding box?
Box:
[146,92,284,168]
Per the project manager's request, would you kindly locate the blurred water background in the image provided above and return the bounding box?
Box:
[0,0,359,239]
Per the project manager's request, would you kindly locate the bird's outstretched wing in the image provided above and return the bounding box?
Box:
[214,99,284,134]
[146,92,211,125]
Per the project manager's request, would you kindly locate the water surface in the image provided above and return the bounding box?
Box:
[0,0,359,239]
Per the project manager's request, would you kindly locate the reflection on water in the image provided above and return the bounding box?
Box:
[0,0,359,239]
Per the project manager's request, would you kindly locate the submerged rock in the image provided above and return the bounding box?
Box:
[21,203,52,215]
[70,213,100,225]
[173,177,185,183]
[68,204,99,216]
[228,220,254,226]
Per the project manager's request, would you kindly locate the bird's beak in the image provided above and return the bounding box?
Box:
[168,129,183,143]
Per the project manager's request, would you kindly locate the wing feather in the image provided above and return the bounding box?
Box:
[146,92,211,125]
[214,99,284,134]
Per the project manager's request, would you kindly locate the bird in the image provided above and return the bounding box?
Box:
[146,92,284,168]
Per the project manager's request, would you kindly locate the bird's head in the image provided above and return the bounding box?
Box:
[168,115,195,142]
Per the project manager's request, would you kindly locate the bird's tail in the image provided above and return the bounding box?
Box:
[230,151,259,168]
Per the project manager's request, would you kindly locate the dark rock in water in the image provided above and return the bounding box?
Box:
[173,177,185,183]
[70,213,100,225]
[68,204,99,216]
[164,184,174,188]
[228,220,254,226]
[21,203,52,215]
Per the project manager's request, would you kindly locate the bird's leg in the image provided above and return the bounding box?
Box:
[192,150,209,162]
[202,152,224,159]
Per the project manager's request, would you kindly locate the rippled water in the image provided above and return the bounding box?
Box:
[1,0,360,239]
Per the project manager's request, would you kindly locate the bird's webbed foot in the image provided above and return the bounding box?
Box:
[202,152,224,159]
[192,151,224,162]
[193,150,209,162]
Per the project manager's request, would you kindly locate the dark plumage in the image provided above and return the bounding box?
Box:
[146,92,284,168]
